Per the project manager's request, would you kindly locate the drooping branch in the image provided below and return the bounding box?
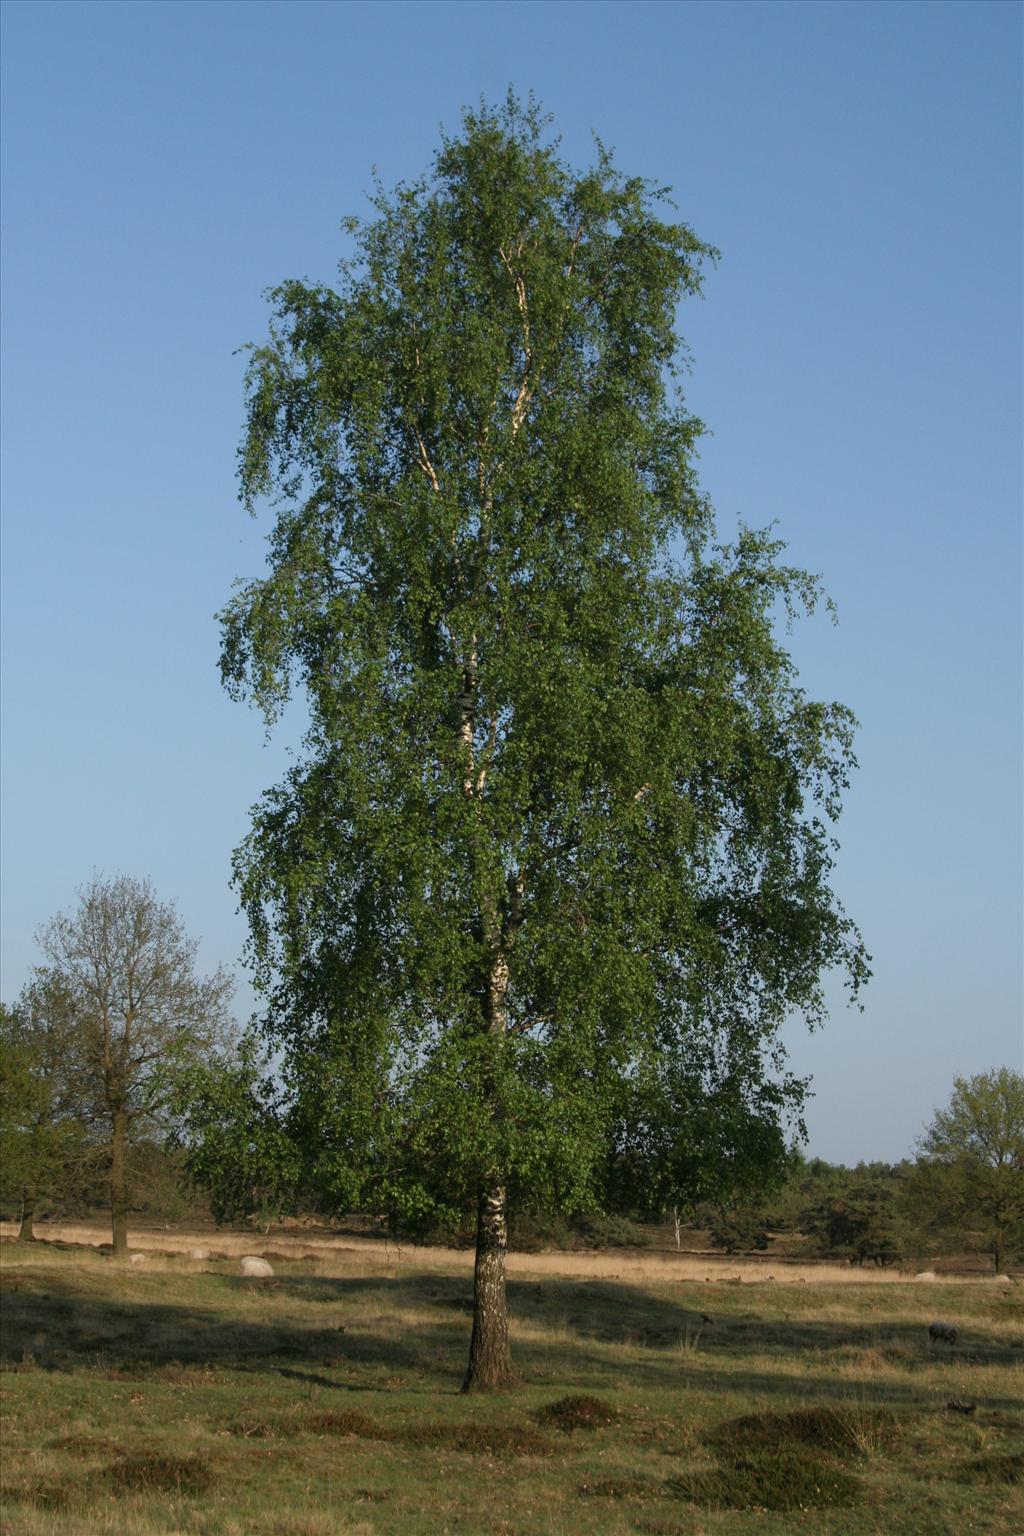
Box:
[412,423,441,494]
[507,1013,552,1038]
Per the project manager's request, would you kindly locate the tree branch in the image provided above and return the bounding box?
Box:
[499,241,534,436]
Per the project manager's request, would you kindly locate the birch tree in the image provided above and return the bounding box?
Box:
[221,96,868,1389]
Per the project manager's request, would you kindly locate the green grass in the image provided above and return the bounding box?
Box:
[1,1241,1022,1534]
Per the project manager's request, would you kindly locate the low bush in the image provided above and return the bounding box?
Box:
[405,1422,552,1456]
[106,1452,215,1495]
[305,1410,389,1439]
[952,1451,1024,1485]
[229,1415,300,1439]
[578,1475,663,1499]
[670,1448,861,1511]
[536,1395,619,1432]
[707,1405,899,1458]
[49,1434,123,1457]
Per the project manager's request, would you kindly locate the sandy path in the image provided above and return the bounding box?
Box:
[1,1219,994,1285]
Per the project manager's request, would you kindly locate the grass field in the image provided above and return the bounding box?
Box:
[1,1233,1022,1535]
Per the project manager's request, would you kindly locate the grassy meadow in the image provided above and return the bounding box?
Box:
[0,1235,1022,1535]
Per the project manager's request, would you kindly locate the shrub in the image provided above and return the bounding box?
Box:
[305,1410,389,1439]
[106,1453,214,1495]
[670,1448,861,1511]
[952,1452,1023,1485]
[405,1422,553,1456]
[536,1395,619,1432]
[707,1406,899,1459]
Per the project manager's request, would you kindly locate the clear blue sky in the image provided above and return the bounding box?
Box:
[2,0,1020,1165]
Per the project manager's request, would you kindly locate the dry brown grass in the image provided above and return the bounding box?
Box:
[5,1217,1015,1286]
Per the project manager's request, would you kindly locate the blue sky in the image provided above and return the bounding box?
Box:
[2,0,1020,1164]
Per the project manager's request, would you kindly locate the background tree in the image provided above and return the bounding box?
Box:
[0,978,92,1240]
[603,1059,797,1229]
[172,1035,303,1229]
[707,1201,773,1255]
[905,1069,1024,1272]
[36,875,234,1258]
[760,1151,845,1234]
[221,95,868,1390]
[800,1162,907,1266]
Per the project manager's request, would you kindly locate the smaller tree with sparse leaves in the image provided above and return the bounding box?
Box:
[35,875,235,1258]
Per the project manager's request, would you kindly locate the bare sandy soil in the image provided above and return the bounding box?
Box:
[1,1218,1008,1286]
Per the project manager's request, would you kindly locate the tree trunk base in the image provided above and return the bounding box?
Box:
[18,1192,36,1244]
[461,1371,516,1393]
[110,1105,130,1261]
[462,1184,513,1392]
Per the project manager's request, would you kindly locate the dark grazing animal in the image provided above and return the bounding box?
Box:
[929,1320,959,1345]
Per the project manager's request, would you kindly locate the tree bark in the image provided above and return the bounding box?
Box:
[463,1182,513,1392]
[18,1186,36,1242]
[459,650,519,1392]
[110,1106,129,1259]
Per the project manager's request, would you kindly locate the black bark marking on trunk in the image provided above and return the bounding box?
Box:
[463,1182,513,1392]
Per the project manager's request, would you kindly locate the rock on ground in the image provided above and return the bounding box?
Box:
[240,1255,274,1278]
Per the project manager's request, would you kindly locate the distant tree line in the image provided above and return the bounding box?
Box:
[702,1070,1024,1273]
[3,898,1021,1274]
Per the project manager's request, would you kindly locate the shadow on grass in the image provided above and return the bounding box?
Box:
[2,1265,1021,1411]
